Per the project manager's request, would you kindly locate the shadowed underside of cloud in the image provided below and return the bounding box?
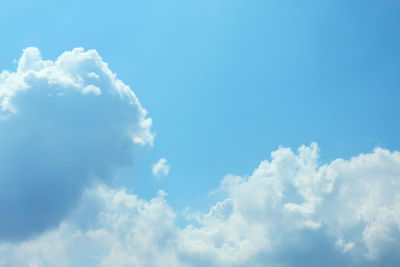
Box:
[0,47,153,241]
[1,142,399,266]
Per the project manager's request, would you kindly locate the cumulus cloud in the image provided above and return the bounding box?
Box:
[0,47,153,241]
[152,158,170,178]
[0,144,399,266]
[183,144,400,266]
[0,186,180,267]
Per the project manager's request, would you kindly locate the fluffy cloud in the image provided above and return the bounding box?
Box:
[184,144,400,266]
[0,144,399,266]
[0,186,180,267]
[0,47,153,241]
[152,158,170,178]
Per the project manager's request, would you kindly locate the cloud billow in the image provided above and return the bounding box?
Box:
[0,47,153,241]
[1,143,399,267]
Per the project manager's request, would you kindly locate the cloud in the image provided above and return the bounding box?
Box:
[182,144,400,266]
[0,47,153,241]
[152,158,170,178]
[0,143,399,266]
[0,186,181,267]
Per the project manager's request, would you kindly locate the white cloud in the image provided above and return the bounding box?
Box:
[0,143,399,266]
[152,158,170,178]
[0,186,181,267]
[0,47,154,241]
[82,84,101,95]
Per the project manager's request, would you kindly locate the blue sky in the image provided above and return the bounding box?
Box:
[1,1,400,266]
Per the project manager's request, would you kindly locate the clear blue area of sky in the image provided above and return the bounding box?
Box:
[1,0,399,213]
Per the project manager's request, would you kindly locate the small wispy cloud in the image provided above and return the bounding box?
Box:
[152,158,170,178]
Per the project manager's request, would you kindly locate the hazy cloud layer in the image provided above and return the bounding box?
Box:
[1,144,399,266]
[0,48,153,241]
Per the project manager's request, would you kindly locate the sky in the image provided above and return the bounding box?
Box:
[0,0,400,266]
